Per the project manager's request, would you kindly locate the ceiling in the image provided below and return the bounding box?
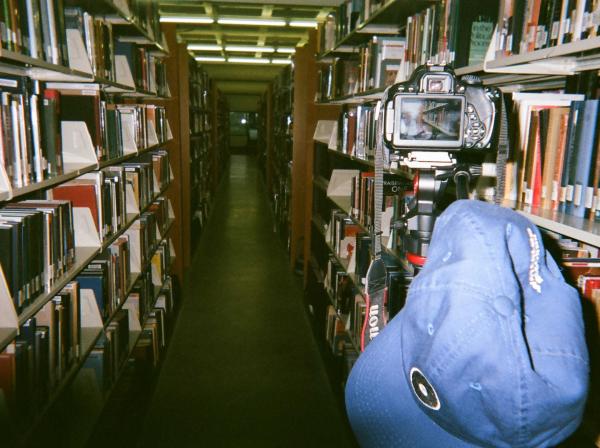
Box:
[158,1,340,110]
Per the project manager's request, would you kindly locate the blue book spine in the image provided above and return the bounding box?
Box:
[76,275,106,320]
[567,99,599,218]
[559,101,584,214]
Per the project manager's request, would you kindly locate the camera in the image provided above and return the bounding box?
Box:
[379,65,501,266]
[382,64,501,167]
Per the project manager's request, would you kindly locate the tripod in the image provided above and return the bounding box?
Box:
[394,161,482,267]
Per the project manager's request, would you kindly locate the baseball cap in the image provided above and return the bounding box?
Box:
[345,200,589,447]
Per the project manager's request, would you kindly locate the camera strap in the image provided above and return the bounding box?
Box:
[494,95,510,205]
[361,99,388,351]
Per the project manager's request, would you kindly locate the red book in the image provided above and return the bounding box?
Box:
[51,182,100,232]
[0,349,16,411]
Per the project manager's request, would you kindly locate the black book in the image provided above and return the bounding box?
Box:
[355,232,372,285]
[40,87,62,176]
[0,222,21,309]
[0,225,14,301]
[53,0,68,66]
[34,325,50,403]
[511,0,527,54]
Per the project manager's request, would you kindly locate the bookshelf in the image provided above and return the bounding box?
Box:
[210,83,229,197]
[290,1,600,445]
[0,1,184,445]
[189,61,213,249]
[270,66,294,250]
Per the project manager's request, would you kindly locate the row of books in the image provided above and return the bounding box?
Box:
[0,200,74,312]
[337,102,378,158]
[317,36,405,100]
[50,150,169,238]
[316,0,389,54]
[322,252,410,351]
[65,8,116,81]
[1,0,69,65]
[116,40,168,95]
[539,233,600,343]
[126,0,162,47]
[0,281,80,425]
[189,64,210,111]
[77,243,131,324]
[500,93,600,219]
[132,277,174,370]
[89,275,174,395]
[0,0,165,86]
[349,172,407,232]
[91,269,170,396]
[0,270,173,428]
[316,0,497,74]
[401,2,497,79]
[496,0,600,58]
[191,112,211,135]
[0,75,170,191]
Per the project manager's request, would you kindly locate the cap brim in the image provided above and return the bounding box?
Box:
[345,312,479,448]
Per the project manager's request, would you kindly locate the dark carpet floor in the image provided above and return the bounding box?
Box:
[136,155,355,447]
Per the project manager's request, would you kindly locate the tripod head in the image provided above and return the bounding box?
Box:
[392,160,484,267]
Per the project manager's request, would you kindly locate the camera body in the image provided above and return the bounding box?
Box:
[383,64,501,165]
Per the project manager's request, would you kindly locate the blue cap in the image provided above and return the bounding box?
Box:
[345,200,589,447]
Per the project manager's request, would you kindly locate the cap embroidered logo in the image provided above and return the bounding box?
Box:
[410,367,440,411]
[526,227,543,293]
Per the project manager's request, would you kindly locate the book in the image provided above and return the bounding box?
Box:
[565,100,598,217]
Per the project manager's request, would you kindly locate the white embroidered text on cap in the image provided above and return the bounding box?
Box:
[527,227,543,293]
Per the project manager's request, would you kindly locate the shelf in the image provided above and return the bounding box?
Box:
[1,140,171,204]
[0,49,94,82]
[486,36,600,72]
[318,0,434,58]
[505,201,600,247]
[454,63,485,76]
[21,269,167,445]
[3,162,98,203]
[99,1,169,56]
[10,181,172,335]
[97,140,171,169]
[315,142,413,179]
[17,246,100,327]
[317,87,386,105]
[319,187,411,271]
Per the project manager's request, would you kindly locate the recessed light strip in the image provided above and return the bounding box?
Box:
[195,56,226,62]
[160,16,214,24]
[188,44,222,51]
[194,56,293,65]
[218,17,286,27]
[288,20,318,28]
[227,57,271,64]
[225,45,275,53]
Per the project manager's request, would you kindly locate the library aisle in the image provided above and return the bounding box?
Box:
[139,155,355,447]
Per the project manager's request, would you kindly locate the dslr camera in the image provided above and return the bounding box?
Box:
[381,64,501,265]
[383,64,501,168]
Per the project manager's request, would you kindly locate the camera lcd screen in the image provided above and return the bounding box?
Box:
[393,96,465,148]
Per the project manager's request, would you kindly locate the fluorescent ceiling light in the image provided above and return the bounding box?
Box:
[160,16,214,24]
[271,59,293,65]
[218,17,287,27]
[289,20,318,28]
[276,47,296,54]
[195,56,226,62]
[225,45,275,53]
[228,57,270,64]
[188,44,222,51]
